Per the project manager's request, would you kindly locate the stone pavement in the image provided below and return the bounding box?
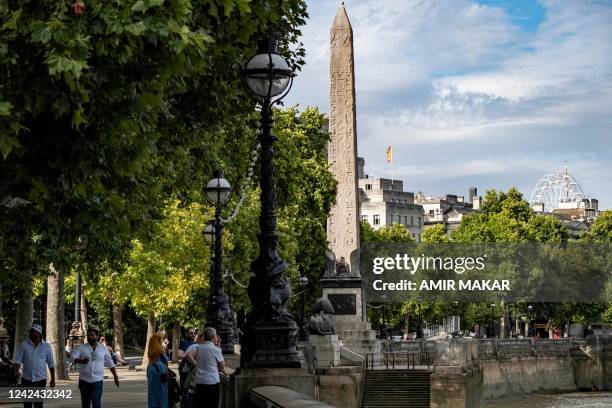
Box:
[1,357,157,408]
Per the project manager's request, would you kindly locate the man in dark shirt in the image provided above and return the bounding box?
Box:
[178,328,196,387]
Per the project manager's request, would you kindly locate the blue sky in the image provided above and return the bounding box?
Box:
[284,0,612,210]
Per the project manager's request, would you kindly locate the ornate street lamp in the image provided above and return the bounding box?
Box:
[299,275,309,340]
[204,170,235,354]
[490,303,497,338]
[381,294,388,340]
[527,305,533,337]
[241,34,300,368]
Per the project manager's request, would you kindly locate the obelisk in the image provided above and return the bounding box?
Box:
[323,3,364,322]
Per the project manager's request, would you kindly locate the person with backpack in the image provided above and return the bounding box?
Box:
[147,332,169,408]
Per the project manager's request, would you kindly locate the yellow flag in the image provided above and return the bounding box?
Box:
[386,145,392,163]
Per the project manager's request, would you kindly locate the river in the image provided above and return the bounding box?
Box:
[485,392,612,407]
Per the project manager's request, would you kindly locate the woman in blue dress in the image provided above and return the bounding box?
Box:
[147,332,169,408]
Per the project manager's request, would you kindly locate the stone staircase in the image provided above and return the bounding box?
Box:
[335,321,381,356]
[361,370,431,408]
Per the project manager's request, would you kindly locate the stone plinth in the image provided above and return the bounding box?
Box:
[309,335,340,367]
[316,366,362,408]
[223,368,316,408]
[321,281,364,324]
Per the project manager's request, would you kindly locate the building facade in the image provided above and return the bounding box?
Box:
[358,158,424,241]
[415,189,482,234]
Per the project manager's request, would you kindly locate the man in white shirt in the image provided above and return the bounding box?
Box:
[14,324,55,408]
[184,327,225,407]
[72,328,119,408]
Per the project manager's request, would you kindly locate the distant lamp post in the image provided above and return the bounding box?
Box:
[490,303,497,338]
[241,34,300,368]
[381,294,388,339]
[204,170,235,354]
[527,305,534,337]
[299,275,309,340]
[416,303,423,339]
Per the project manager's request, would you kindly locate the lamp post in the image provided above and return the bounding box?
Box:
[490,303,496,338]
[416,303,423,339]
[381,294,388,339]
[527,305,533,338]
[241,34,300,368]
[204,170,235,354]
[299,275,309,340]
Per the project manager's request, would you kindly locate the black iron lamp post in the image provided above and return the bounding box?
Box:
[416,303,423,339]
[490,303,496,338]
[381,294,388,339]
[527,305,533,338]
[241,34,300,368]
[298,275,309,340]
[204,170,235,354]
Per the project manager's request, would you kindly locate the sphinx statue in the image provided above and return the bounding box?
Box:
[308,297,336,335]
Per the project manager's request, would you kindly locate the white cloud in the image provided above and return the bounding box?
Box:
[285,0,612,209]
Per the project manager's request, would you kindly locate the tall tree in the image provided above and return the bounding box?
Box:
[46,264,67,379]
[1,0,307,364]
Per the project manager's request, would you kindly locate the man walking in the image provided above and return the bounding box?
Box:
[72,328,119,408]
[14,324,55,408]
[184,327,225,408]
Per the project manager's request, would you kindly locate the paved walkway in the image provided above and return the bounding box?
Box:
[1,357,155,407]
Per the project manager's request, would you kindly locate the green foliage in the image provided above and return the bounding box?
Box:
[453,187,568,243]
[581,210,612,242]
[0,0,308,306]
[123,200,209,324]
[422,224,450,243]
[360,221,415,243]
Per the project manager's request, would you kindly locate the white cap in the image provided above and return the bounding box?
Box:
[31,324,43,335]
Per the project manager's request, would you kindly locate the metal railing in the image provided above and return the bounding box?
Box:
[477,338,575,359]
[364,352,434,370]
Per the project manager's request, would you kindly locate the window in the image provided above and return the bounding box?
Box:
[404,216,408,225]
[418,217,422,227]
[373,214,380,225]
[397,215,401,224]
[361,215,368,222]
[429,210,435,215]
[365,184,372,190]
[410,216,414,226]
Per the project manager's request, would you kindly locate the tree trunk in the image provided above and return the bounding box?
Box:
[112,301,126,362]
[172,321,181,362]
[47,264,68,380]
[80,285,87,335]
[141,313,155,367]
[13,270,34,358]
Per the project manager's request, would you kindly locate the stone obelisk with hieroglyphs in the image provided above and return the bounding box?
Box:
[322,3,365,323]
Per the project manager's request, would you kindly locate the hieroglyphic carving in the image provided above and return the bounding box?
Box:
[327,5,360,277]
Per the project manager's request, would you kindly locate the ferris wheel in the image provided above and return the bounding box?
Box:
[529,167,587,212]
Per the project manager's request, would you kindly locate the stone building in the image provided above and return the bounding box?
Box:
[415,188,482,234]
[357,157,425,241]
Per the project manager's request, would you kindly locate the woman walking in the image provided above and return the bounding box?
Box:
[147,332,169,408]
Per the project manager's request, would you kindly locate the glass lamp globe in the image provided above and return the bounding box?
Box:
[204,171,232,205]
[244,52,294,99]
[204,222,215,243]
